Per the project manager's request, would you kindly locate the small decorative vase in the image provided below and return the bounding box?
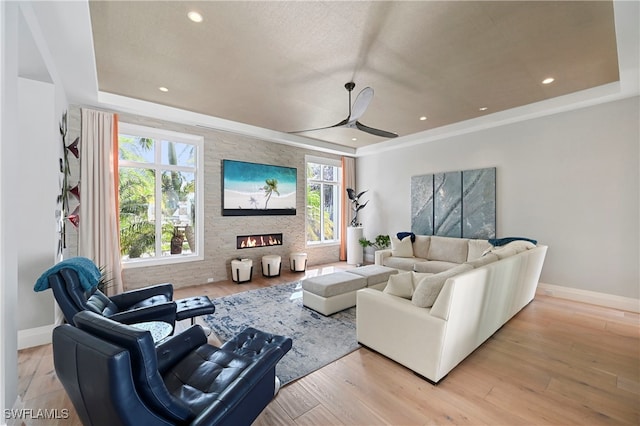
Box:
[170,234,184,254]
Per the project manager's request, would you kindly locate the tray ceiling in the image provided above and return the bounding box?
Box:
[89,1,619,149]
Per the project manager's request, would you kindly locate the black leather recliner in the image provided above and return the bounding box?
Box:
[49,268,177,327]
[53,311,292,426]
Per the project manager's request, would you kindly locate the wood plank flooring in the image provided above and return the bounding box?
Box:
[10,262,640,425]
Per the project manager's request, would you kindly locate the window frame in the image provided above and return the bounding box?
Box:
[118,123,204,268]
[305,155,342,247]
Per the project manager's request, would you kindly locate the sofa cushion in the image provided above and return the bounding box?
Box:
[412,264,473,308]
[413,260,459,274]
[384,256,424,270]
[348,264,398,287]
[391,235,414,257]
[467,239,491,261]
[465,253,499,268]
[427,236,469,263]
[383,272,414,299]
[412,235,431,260]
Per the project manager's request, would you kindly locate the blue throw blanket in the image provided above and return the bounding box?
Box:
[488,237,537,246]
[34,257,101,292]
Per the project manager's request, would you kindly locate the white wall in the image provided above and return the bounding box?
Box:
[1,1,70,413]
[17,78,57,331]
[0,0,20,416]
[357,96,639,300]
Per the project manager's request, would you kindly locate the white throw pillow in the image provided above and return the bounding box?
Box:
[467,239,492,261]
[412,264,473,308]
[491,246,518,259]
[411,271,432,288]
[502,240,536,253]
[465,253,499,268]
[391,235,414,257]
[383,272,414,299]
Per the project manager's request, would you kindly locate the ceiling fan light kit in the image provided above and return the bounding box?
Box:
[292,82,398,139]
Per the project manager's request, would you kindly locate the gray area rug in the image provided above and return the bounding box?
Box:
[203,281,359,385]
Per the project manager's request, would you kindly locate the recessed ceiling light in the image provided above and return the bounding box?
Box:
[187,11,203,23]
[542,77,555,85]
[159,87,169,92]
[419,116,427,121]
[479,106,488,111]
[351,138,357,141]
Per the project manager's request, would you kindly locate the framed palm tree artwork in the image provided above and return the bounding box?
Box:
[222,159,297,216]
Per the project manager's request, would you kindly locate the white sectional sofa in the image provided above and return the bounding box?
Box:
[358,234,547,383]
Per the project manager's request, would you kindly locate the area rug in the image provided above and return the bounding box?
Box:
[203,281,359,385]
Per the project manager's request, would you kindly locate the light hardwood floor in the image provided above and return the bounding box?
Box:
[10,262,640,425]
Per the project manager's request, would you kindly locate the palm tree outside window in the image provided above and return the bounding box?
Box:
[118,123,203,266]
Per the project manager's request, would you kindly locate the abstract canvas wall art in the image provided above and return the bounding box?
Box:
[411,167,495,239]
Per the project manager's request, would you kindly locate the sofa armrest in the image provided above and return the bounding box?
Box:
[374,249,393,265]
[155,325,208,373]
[356,288,447,382]
[110,283,174,308]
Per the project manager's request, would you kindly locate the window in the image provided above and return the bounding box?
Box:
[118,123,203,266]
[306,156,341,245]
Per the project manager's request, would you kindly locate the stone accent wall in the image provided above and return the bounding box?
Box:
[70,107,342,289]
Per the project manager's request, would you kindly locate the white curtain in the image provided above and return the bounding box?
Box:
[340,156,356,261]
[79,108,123,295]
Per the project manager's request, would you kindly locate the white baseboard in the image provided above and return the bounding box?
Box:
[537,282,640,313]
[17,324,54,350]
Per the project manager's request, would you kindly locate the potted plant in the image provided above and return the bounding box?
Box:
[170,227,184,254]
[358,234,391,250]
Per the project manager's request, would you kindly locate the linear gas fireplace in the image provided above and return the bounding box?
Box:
[237,233,283,249]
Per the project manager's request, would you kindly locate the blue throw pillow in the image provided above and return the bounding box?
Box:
[397,232,416,243]
[488,237,537,246]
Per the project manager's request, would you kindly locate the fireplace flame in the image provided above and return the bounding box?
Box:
[238,234,282,249]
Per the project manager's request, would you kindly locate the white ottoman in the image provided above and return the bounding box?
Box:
[302,272,367,315]
[231,258,253,283]
[289,252,308,272]
[261,255,282,277]
[347,264,398,290]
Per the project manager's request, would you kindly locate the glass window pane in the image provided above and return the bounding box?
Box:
[322,165,335,182]
[307,183,321,242]
[307,163,321,180]
[119,167,156,259]
[161,141,196,166]
[323,184,336,240]
[119,135,155,162]
[161,170,195,256]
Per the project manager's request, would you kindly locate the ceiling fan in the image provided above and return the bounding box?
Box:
[291,82,398,139]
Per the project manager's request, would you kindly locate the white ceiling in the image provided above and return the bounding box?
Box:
[21,1,640,156]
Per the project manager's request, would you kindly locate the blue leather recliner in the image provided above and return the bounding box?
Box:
[48,267,177,327]
[53,311,292,426]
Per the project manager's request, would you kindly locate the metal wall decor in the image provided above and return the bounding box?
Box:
[57,111,80,254]
[411,167,496,239]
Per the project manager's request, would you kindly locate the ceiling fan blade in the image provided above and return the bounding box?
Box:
[355,121,398,138]
[289,117,349,134]
[349,87,374,122]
